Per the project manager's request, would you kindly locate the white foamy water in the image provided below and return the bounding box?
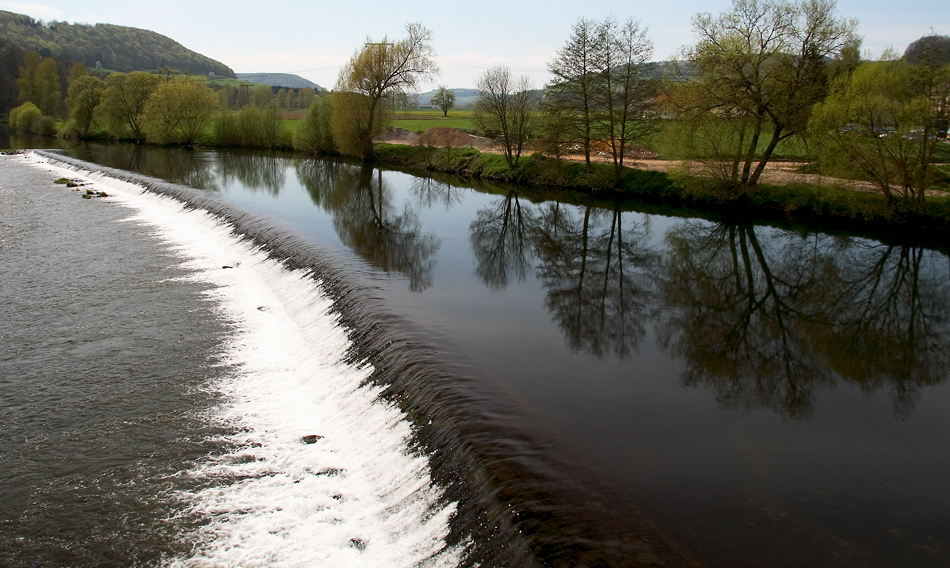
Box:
[25,154,463,568]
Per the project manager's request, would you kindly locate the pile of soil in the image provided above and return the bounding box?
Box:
[413,127,495,149]
[374,127,420,143]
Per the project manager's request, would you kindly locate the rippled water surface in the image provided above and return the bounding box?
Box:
[4,141,950,567]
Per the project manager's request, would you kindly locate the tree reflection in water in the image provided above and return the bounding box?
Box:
[469,190,536,289]
[215,151,286,196]
[534,202,655,359]
[468,193,655,359]
[296,161,440,292]
[655,222,950,418]
[411,176,466,211]
[70,143,220,190]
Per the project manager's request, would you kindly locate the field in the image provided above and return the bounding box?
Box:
[386,109,476,133]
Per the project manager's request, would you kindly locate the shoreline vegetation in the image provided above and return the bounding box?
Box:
[9,127,949,248]
[6,111,950,245]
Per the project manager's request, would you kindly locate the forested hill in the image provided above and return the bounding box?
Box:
[0,10,235,78]
[236,73,322,90]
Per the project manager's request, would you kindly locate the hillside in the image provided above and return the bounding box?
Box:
[413,88,480,108]
[0,11,235,78]
[236,73,322,90]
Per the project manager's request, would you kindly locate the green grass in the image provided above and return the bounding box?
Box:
[387,109,476,133]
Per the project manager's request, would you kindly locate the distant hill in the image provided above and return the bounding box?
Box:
[413,88,480,108]
[0,11,235,77]
[236,73,322,90]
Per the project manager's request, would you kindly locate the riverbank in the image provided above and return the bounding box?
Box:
[372,142,950,245]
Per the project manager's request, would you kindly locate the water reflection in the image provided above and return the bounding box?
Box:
[69,144,219,190]
[54,145,950,418]
[410,177,466,210]
[533,202,655,358]
[469,190,535,290]
[655,222,950,418]
[216,151,286,196]
[299,162,441,292]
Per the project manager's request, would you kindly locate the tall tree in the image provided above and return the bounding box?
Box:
[335,22,438,158]
[547,18,601,170]
[669,0,858,192]
[17,51,61,116]
[595,17,657,184]
[65,74,103,136]
[430,85,455,116]
[99,71,161,141]
[473,65,535,168]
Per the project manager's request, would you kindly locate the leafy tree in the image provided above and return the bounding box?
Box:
[810,57,950,206]
[141,76,216,144]
[9,101,41,132]
[295,92,336,154]
[297,88,316,110]
[335,22,438,158]
[430,85,455,116]
[250,84,273,107]
[473,65,535,168]
[667,0,858,192]
[17,51,61,116]
[99,71,161,140]
[903,33,950,68]
[65,74,103,136]
[67,61,88,86]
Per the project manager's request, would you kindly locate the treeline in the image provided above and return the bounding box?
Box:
[6,49,320,147]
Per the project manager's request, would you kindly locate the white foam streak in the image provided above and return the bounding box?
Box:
[26,154,463,568]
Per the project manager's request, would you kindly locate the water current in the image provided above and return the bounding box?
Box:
[2,140,950,567]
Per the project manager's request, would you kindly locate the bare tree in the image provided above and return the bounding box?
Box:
[595,17,657,184]
[473,65,535,168]
[547,18,601,170]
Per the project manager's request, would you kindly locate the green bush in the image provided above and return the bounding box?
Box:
[35,115,57,136]
[294,94,336,154]
[11,102,42,133]
[214,103,289,149]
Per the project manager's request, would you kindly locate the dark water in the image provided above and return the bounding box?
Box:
[0,158,234,565]
[5,138,950,567]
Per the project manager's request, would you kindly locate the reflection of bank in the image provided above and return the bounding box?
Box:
[655,222,950,419]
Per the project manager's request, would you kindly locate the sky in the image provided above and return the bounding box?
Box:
[1,0,945,90]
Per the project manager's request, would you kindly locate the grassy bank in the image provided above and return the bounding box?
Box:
[373,142,950,244]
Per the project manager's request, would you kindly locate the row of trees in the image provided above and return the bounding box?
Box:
[324,2,946,209]
[9,50,323,146]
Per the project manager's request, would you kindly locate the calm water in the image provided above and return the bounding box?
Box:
[5,138,950,567]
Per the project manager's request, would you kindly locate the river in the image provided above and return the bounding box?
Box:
[2,137,949,567]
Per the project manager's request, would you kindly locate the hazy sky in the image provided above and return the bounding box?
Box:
[1,0,944,90]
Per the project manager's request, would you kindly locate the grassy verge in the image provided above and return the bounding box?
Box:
[374,142,950,244]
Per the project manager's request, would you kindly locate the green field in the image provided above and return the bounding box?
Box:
[387,109,476,133]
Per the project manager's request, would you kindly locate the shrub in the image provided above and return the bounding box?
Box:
[11,102,42,133]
